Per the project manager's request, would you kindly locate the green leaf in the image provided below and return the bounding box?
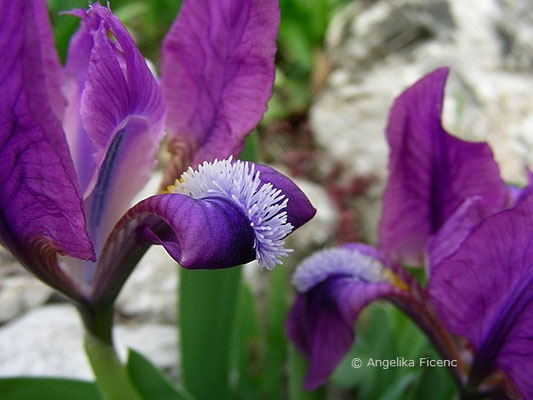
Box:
[260,267,289,399]
[179,267,242,400]
[230,283,261,400]
[84,333,143,400]
[411,353,456,400]
[0,377,103,400]
[288,345,324,400]
[377,372,419,400]
[127,350,194,400]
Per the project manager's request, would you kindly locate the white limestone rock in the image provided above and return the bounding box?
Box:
[0,305,178,380]
[116,246,177,324]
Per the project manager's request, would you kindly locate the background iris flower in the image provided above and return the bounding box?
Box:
[286,68,533,399]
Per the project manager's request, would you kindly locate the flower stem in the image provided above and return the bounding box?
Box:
[77,302,114,345]
[84,331,143,400]
[393,294,468,393]
[77,302,142,400]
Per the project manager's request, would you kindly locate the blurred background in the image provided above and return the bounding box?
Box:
[2,0,533,399]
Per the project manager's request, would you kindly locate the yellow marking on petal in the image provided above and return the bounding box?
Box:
[383,269,409,291]
[162,178,185,194]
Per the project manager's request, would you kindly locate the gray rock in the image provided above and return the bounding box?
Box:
[0,276,53,323]
[0,305,177,380]
[116,246,177,324]
[0,249,53,324]
[115,170,178,324]
[311,0,533,241]
[286,178,339,253]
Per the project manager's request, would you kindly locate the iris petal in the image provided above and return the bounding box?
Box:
[161,0,280,186]
[77,5,165,254]
[0,0,94,299]
[90,160,314,306]
[286,246,410,390]
[378,68,507,265]
[428,195,533,398]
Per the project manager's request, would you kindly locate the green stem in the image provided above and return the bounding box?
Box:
[77,302,142,400]
[261,266,289,398]
[77,303,114,345]
[84,332,143,400]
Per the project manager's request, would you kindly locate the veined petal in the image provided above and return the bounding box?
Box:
[63,10,99,193]
[90,159,314,306]
[79,5,165,254]
[0,1,94,297]
[161,0,279,185]
[286,246,410,390]
[32,0,66,120]
[378,68,507,265]
[428,195,533,399]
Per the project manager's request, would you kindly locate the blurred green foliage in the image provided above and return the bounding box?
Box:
[267,0,352,119]
[333,304,456,400]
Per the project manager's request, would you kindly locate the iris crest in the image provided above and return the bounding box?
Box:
[172,157,294,269]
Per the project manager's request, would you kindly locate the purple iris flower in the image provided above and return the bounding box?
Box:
[160,0,281,188]
[378,68,507,266]
[286,69,532,399]
[0,0,314,316]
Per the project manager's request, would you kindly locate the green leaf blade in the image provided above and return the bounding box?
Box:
[0,377,103,400]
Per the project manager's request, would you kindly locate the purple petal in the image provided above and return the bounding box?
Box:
[286,247,409,390]
[161,0,279,184]
[32,0,66,120]
[507,168,533,207]
[255,164,316,229]
[0,1,94,296]
[79,5,165,253]
[378,68,507,265]
[90,159,314,305]
[426,196,487,273]
[63,10,99,193]
[428,195,533,398]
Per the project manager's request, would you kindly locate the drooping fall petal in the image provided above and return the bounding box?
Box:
[378,68,506,265]
[286,245,411,390]
[0,0,94,298]
[79,4,165,253]
[161,0,279,185]
[428,195,533,399]
[90,159,315,306]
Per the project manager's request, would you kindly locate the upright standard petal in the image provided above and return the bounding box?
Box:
[428,195,533,399]
[378,68,506,265]
[79,5,166,253]
[90,159,315,306]
[63,10,99,193]
[161,0,280,184]
[286,245,412,390]
[0,1,94,298]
